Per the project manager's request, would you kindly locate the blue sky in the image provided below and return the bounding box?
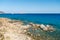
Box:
[0,0,60,13]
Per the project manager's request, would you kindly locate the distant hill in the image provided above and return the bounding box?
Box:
[0,11,4,13]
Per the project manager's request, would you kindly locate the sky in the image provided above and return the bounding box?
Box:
[0,0,60,13]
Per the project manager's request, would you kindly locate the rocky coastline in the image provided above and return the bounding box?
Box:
[0,18,56,40]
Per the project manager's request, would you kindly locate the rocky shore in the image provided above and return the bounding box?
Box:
[0,18,56,40]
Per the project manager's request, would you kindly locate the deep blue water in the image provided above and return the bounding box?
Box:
[0,14,60,29]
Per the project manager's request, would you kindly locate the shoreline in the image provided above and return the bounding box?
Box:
[0,18,60,40]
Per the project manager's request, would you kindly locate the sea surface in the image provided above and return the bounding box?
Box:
[0,14,60,28]
[0,13,60,40]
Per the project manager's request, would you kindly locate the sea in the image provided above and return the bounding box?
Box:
[0,13,60,40]
[0,14,60,28]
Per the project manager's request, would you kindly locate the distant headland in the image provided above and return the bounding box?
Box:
[0,11,4,13]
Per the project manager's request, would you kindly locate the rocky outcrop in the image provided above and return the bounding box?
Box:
[29,23,55,32]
